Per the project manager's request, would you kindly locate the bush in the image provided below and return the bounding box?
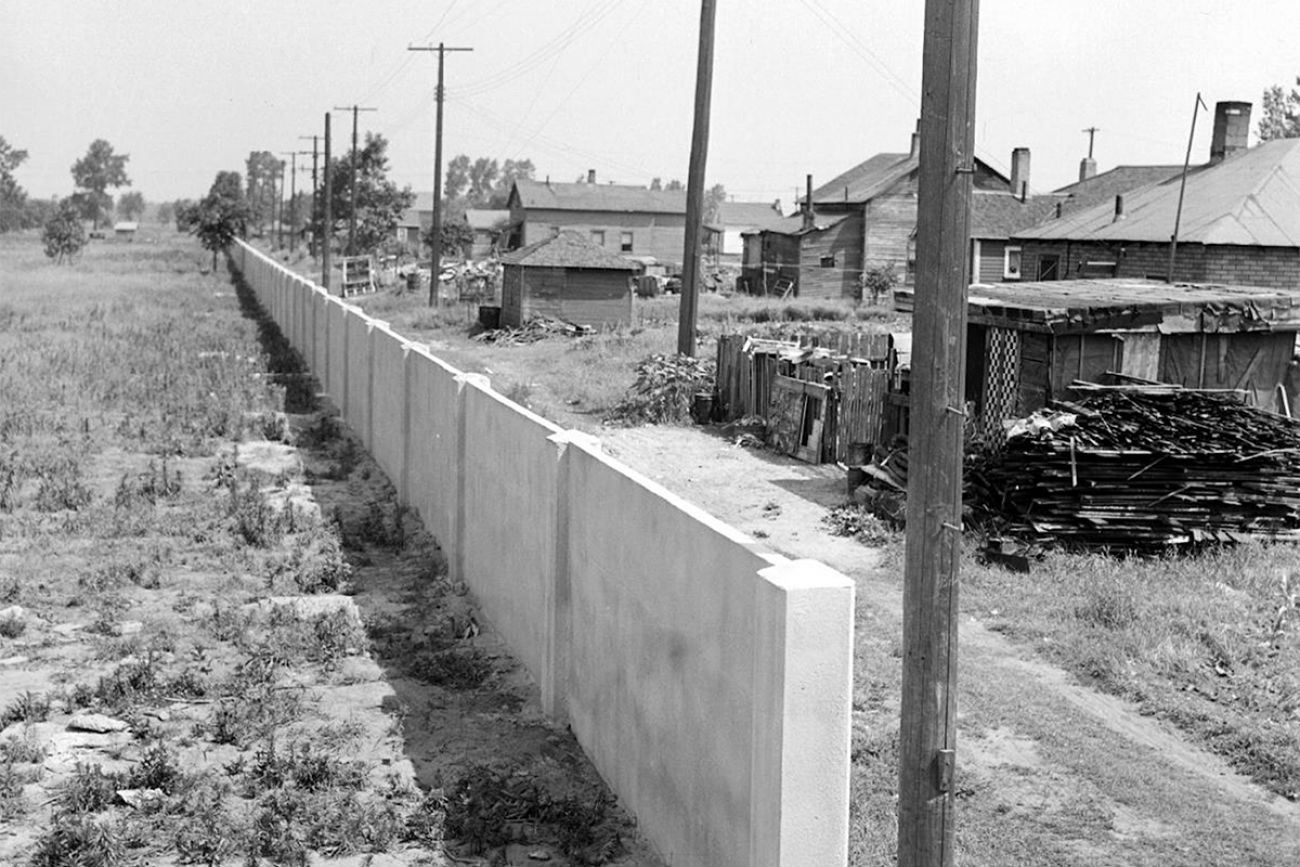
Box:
[42,200,88,264]
[605,353,715,426]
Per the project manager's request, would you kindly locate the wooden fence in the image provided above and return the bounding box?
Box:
[716,332,899,464]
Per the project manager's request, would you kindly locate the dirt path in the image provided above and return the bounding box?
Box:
[599,423,1300,861]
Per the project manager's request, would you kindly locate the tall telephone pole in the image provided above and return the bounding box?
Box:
[299,135,319,258]
[322,112,333,290]
[409,42,473,306]
[676,0,717,357]
[899,1,980,865]
[281,151,311,253]
[273,159,285,250]
[332,104,377,256]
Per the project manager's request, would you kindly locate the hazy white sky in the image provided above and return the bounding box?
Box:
[4,0,1298,208]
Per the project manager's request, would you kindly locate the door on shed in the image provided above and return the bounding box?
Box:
[1160,332,1294,405]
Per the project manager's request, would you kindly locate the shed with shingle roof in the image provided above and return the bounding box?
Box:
[499,231,637,328]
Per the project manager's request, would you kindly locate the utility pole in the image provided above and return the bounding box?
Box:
[322,112,332,290]
[1168,93,1207,283]
[300,135,319,258]
[409,42,473,306]
[273,159,285,250]
[280,151,309,253]
[332,104,378,256]
[1082,126,1100,159]
[899,1,979,866]
[676,0,717,357]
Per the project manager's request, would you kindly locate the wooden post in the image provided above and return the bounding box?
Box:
[899,1,979,866]
[676,0,717,357]
[322,112,332,291]
[1168,92,1207,283]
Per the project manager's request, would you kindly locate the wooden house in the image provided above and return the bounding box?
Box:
[499,230,638,328]
[112,221,138,241]
[507,173,687,265]
[896,278,1300,438]
[464,209,511,258]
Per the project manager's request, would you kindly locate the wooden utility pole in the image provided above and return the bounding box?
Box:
[333,104,378,256]
[1082,126,1100,159]
[1168,92,1207,283]
[899,1,980,866]
[300,135,319,258]
[676,0,717,357]
[322,112,332,290]
[273,159,285,250]
[280,151,309,253]
[409,42,473,306]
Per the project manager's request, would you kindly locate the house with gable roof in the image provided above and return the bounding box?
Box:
[1013,102,1300,289]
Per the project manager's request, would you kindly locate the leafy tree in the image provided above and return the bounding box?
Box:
[42,199,87,263]
[187,171,252,271]
[245,151,282,233]
[71,139,130,230]
[156,201,174,227]
[445,155,535,208]
[313,133,413,255]
[0,136,31,232]
[445,154,471,201]
[488,159,534,208]
[117,191,146,222]
[172,199,198,232]
[703,183,726,227]
[422,197,473,259]
[1259,77,1300,141]
[664,179,684,192]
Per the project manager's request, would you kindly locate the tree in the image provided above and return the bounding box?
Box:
[488,159,534,208]
[156,201,174,227]
[445,154,471,201]
[703,183,727,228]
[188,171,251,271]
[245,151,282,233]
[423,197,473,259]
[313,133,413,255]
[42,198,87,263]
[117,191,146,222]
[0,136,31,233]
[71,139,130,230]
[1259,77,1300,141]
[172,199,199,232]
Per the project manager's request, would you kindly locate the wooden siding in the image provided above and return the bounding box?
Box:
[862,190,917,278]
[797,213,864,300]
[503,264,631,328]
[514,207,687,265]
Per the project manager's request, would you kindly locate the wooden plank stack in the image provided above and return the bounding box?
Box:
[977,387,1300,551]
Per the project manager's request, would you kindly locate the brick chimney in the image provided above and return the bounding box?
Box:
[1078,157,1097,182]
[1010,147,1031,201]
[587,169,597,184]
[1209,101,1251,163]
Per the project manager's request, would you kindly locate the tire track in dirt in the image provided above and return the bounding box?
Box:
[600,424,1300,848]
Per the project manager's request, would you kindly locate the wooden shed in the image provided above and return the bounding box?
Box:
[499,230,638,328]
[896,279,1300,438]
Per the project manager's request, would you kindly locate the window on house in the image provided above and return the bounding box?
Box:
[820,255,835,268]
[620,231,634,253]
[1003,246,1023,280]
[590,229,605,246]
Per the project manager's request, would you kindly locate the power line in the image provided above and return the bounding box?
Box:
[409,43,474,306]
[332,105,378,255]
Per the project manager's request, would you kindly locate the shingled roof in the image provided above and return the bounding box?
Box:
[1052,165,1188,211]
[1021,139,1300,246]
[512,178,686,214]
[500,230,638,270]
[971,190,1066,240]
[809,152,912,206]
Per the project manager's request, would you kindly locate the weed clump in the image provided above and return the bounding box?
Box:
[823,503,898,546]
[605,353,715,426]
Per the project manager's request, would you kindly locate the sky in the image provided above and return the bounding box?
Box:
[4,0,1299,211]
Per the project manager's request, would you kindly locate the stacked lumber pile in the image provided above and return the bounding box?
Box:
[979,387,1300,551]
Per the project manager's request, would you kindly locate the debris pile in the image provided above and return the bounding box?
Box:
[978,387,1300,551]
[472,316,594,346]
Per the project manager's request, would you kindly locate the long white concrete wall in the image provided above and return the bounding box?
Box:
[227,241,855,867]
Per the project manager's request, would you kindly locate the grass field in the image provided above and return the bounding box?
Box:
[0,233,649,866]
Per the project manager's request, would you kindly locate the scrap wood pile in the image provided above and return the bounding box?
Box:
[975,387,1300,551]
[473,316,594,345]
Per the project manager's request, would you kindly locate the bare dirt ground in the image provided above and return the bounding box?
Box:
[597,424,1300,864]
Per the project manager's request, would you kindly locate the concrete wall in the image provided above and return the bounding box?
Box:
[227,240,855,867]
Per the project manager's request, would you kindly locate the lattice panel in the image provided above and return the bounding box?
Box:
[983,327,1022,443]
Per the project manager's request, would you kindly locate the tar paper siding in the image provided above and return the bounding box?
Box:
[501,264,632,328]
[1017,240,1300,289]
